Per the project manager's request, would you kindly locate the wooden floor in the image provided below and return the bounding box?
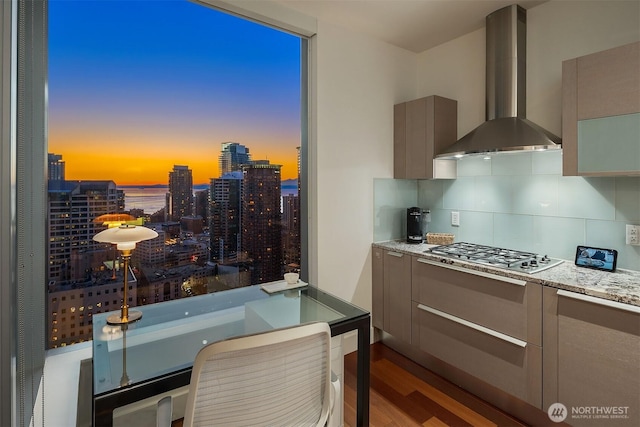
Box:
[343,343,528,427]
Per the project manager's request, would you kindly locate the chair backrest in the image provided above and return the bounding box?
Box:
[182,322,332,427]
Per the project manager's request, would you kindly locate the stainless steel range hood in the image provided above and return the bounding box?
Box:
[436,4,561,159]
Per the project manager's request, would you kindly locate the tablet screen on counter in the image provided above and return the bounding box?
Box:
[575,245,617,272]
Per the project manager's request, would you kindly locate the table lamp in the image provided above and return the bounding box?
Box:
[93,224,158,324]
[94,213,136,279]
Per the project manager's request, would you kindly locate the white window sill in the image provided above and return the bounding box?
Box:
[33,342,92,427]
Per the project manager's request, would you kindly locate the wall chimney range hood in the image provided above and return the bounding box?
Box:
[436,4,561,159]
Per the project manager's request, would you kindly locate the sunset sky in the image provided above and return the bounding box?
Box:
[48,0,301,185]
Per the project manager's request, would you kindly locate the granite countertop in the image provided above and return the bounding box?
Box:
[373,240,640,308]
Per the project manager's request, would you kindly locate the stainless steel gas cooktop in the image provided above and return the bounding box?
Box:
[428,242,563,274]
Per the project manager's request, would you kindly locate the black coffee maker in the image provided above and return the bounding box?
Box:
[407,207,429,244]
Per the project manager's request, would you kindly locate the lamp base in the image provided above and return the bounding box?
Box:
[106,310,142,325]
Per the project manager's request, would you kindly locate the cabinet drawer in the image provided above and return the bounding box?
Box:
[412,303,542,408]
[411,257,541,344]
[556,291,640,424]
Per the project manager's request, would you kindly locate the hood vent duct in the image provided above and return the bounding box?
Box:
[436,4,561,159]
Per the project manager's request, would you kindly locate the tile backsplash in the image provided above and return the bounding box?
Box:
[374,151,640,271]
[373,178,417,242]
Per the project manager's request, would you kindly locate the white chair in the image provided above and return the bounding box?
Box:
[157,322,340,427]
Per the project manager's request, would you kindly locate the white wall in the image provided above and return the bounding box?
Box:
[416,28,486,139]
[527,0,640,135]
[311,20,416,309]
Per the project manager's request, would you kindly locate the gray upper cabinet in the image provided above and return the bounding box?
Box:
[563,41,640,176]
[394,95,458,179]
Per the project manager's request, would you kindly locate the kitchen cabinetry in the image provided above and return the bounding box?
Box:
[410,257,543,408]
[372,247,384,330]
[371,248,412,343]
[543,287,640,426]
[563,41,640,176]
[394,95,457,179]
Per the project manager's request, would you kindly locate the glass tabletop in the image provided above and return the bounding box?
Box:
[92,283,366,396]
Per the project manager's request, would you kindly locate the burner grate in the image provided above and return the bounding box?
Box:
[428,242,563,273]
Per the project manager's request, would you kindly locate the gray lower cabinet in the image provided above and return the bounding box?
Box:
[371,247,412,343]
[543,287,640,426]
[373,246,640,421]
[372,247,384,330]
[411,257,543,408]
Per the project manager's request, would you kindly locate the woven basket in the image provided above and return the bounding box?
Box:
[426,233,454,245]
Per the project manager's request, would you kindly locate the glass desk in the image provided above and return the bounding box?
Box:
[92,284,370,426]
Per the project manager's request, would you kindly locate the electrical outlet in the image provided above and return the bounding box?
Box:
[626,224,640,245]
[451,211,460,227]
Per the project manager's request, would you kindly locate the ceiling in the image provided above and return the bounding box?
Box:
[276,0,546,53]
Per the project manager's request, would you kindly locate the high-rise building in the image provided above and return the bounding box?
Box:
[47,180,121,283]
[209,171,243,262]
[168,165,193,222]
[47,267,139,348]
[166,238,208,267]
[181,216,204,235]
[194,189,209,226]
[219,142,251,175]
[47,179,127,348]
[282,193,300,267]
[117,189,126,212]
[241,161,283,283]
[48,153,66,180]
[134,228,166,267]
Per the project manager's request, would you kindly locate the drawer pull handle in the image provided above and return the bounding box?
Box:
[416,258,526,287]
[557,290,640,315]
[417,304,528,348]
[387,251,403,258]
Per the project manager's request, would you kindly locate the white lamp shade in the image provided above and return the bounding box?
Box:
[93,225,158,250]
[116,241,137,251]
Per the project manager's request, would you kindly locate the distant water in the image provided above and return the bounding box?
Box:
[120,182,298,215]
[120,186,169,214]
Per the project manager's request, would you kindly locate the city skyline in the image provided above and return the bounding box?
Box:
[48,0,302,185]
[46,142,301,348]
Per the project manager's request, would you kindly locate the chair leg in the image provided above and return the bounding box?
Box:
[328,371,342,427]
[157,396,173,427]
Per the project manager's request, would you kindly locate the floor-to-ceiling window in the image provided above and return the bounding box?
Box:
[6,0,312,423]
[45,0,308,349]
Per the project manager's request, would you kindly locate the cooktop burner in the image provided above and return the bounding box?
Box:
[428,242,563,273]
